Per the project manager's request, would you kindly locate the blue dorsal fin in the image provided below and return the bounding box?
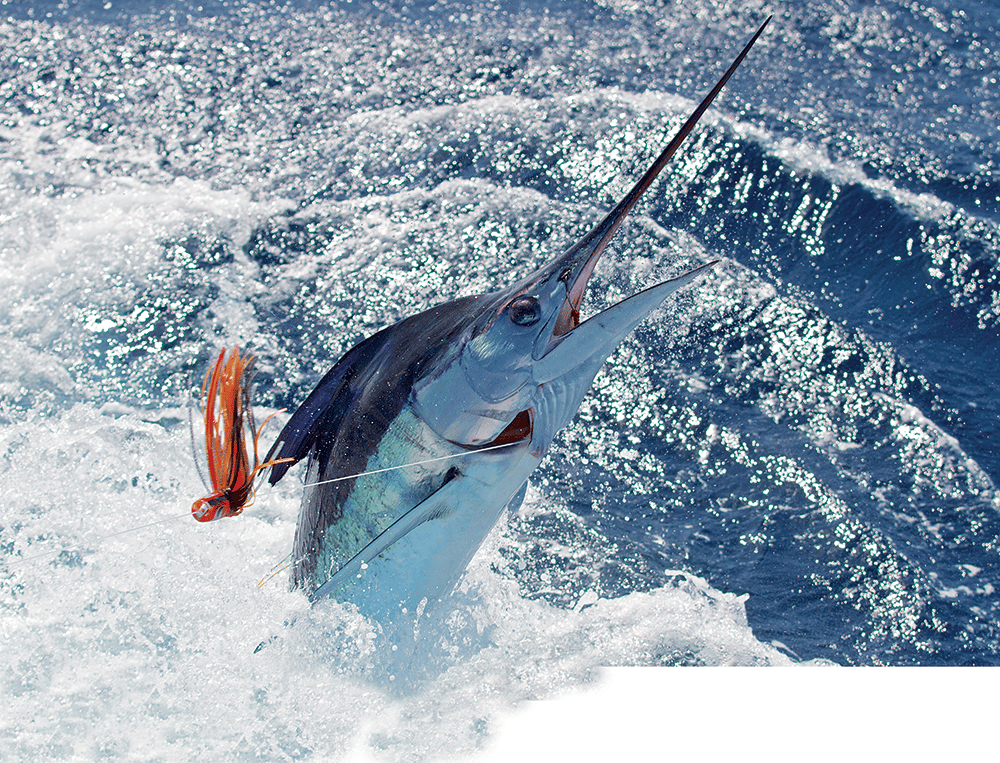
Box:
[266,330,394,484]
[266,294,488,485]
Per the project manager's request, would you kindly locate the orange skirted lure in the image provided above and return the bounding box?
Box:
[191,346,290,522]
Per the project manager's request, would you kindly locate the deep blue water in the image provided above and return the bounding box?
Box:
[2,0,1000,757]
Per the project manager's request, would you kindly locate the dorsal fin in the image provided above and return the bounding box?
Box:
[265,330,392,483]
[266,294,488,484]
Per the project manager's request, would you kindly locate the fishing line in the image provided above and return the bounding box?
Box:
[3,511,193,572]
[188,396,211,493]
[258,553,293,588]
[300,440,518,490]
[253,441,520,588]
[3,441,519,576]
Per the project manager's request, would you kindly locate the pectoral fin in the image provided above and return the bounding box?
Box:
[309,469,463,603]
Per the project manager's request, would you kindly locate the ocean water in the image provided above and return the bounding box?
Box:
[2,0,999,758]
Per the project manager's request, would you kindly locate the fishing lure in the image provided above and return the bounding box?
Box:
[191,346,289,522]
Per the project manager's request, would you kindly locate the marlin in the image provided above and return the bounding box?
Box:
[266,19,770,628]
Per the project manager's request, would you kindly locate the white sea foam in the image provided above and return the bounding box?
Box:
[3,3,999,756]
[1,403,793,760]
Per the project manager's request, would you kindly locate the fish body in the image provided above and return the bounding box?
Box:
[267,19,769,626]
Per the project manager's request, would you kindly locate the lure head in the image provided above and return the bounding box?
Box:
[191,491,241,522]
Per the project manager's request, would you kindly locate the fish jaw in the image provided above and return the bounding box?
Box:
[535,261,717,385]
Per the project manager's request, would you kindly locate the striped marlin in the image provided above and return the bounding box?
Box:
[266,19,769,628]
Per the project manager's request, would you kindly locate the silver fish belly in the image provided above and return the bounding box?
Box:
[302,407,537,623]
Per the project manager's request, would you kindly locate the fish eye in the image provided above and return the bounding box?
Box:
[508,296,541,326]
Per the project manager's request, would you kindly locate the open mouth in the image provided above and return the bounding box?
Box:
[553,255,602,338]
[483,408,533,447]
